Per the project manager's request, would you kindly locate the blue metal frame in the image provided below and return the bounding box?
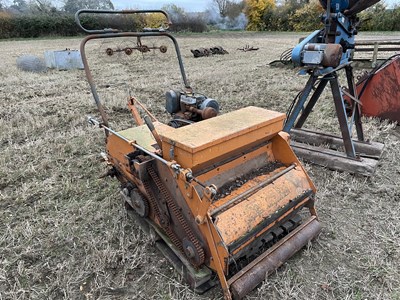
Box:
[285,0,373,158]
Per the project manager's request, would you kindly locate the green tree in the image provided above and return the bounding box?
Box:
[213,0,229,17]
[245,0,275,31]
[63,0,114,14]
[28,0,58,14]
[359,3,400,31]
[225,0,245,20]
[264,0,303,31]
[162,3,186,22]
[289,0,324,31]
[162,4,207,32]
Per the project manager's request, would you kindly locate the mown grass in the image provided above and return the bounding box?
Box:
[0,32,399,300]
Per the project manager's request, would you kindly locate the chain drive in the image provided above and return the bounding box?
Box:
[146,165,205,267]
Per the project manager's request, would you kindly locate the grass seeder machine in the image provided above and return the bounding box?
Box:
[77,9,321,300]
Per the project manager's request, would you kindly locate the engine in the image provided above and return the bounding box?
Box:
[165,90,220,128]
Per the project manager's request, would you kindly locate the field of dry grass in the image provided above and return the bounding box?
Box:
[1,31,399,300]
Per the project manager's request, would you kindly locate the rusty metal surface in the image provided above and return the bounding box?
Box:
[79,31,193,128]
[145,165,205,266]
[105,108,319,300]
[75,9,172,34]
[210,164,296,217]
[158,106,285,169]
[104,44,167,55]
[284,63,368,163]
[356,55,400,123]
[229,216,322,300]
[322,44,343,67]
[191,46,228,57]
[105,36,167,56]
[79,11,321,300]
[212,167,312,247]
[330,72,357,157]
[187,106,218,120]
[237,45,259,52]
[191,48,212,57]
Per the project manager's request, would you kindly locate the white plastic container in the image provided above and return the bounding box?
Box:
[44,50,84,70]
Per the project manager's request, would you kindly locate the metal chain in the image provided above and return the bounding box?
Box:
[147,165,205,267]
[142,179,185,254]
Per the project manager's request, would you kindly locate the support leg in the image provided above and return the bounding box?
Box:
[283,76,318,132]
[330,73,356,158]
[345,65,364,141]
[295,78,329,129]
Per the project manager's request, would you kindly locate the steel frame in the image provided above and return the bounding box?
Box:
[283,65,364,159]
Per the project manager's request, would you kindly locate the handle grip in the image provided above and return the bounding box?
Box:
[75,9,172,34]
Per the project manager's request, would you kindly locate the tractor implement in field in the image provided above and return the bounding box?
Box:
[104,40,168,56]
[77,9,321,300]
[191,46,228,57]
[284,0,385,176]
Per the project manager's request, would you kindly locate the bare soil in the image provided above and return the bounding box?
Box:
[1,31,399,300]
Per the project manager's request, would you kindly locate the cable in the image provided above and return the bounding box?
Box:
[358,54,400,99]
[285,79,321,125]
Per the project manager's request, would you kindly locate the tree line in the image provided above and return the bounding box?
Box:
[242,0,400,32]
[0,0,398,39]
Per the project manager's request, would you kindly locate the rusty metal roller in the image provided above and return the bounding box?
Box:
[229,217,322,300]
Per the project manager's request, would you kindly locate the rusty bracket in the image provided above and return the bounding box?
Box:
[194,185,217,225]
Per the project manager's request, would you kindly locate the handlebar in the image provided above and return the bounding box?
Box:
[75,9,172,34]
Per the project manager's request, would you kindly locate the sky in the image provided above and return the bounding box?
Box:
[113,0,212,11]
[113,0,398,11]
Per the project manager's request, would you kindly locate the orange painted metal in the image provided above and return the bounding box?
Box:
[105,105,318,300]
[127,97,144,126]
[157,106,286,171]
[79,12,319,299]
[213,167,310,246]
[355,56,400,123]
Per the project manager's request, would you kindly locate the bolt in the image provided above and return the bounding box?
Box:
[185,246,195,258]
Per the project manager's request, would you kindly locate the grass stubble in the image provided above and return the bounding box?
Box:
[0,32,399,300]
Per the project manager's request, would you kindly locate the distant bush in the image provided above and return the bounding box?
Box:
[359,4,400,31]
[0,12,13,38]
[0,2,398,38]
[0,14,78,38]
[0,11,207,39]
[288,0,324,31]
[263,0,302,31]
[170,16,208,33]
[261,1,397,32]
[80,14,141,32]
[0,13,142,38]
[161,4,208,33]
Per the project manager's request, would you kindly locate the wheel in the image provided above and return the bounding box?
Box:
[182,237,203,266]
[130,188,149,217]
[105,48,114,56]
[159,45,168,53]
[124,47,133,55]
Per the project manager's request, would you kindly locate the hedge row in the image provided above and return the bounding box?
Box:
[0,13,143,38]
[0,12,208,39]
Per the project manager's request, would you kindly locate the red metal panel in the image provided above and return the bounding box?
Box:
[357,56,400,123]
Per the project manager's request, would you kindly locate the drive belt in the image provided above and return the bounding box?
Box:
[144,164,205,267]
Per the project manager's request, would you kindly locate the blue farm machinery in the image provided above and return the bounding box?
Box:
[282,0,395,176]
